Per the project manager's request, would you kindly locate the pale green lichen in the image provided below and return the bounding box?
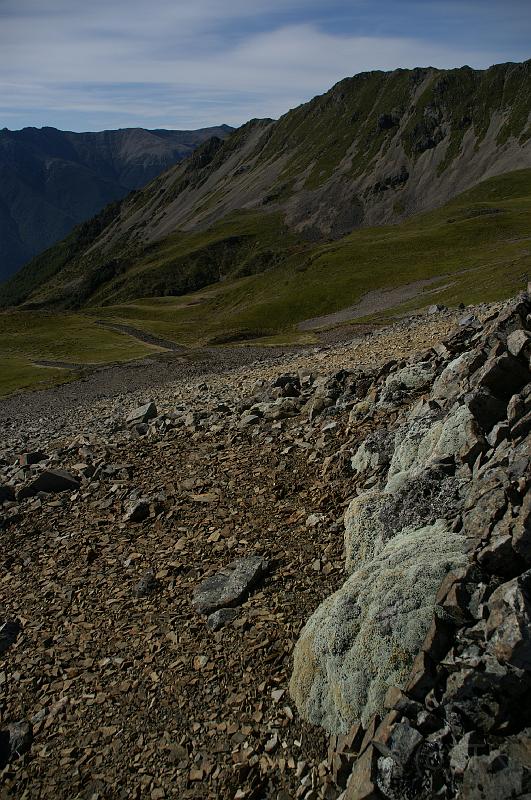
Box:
[290,520,467,732]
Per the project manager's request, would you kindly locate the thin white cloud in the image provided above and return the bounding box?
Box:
[0,0,525,129]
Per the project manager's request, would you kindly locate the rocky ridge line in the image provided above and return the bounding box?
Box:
[305,296,531,800]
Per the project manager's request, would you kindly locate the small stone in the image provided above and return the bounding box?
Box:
[0,721,32,769]
[0,620,21,655]
[18,451,47,466]
[239,414,261,427]
[133,569,158,597]
[206,608,238,631]
[507,329,531,358]
[511,410,531,439]
[459,313,478,327]
[0,485,15,503]
[193,556,269,615]
[123,499,150,523]
[512,494,531,563]
[487,421,509,448]
[264,733,278,753]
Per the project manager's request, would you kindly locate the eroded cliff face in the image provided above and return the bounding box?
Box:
[290,296,531,799]
[106,61,531,246]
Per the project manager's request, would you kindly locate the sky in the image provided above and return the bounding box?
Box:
[0,0,529,132]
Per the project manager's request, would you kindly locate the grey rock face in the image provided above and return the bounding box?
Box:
[485,570,531,669]
[384,362,436,393]
[507,329,531,358]
[193,556,269,615]
[461,752,524,799]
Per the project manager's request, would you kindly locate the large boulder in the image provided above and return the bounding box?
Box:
[485,571,531,670]
[290,520,467,732]
[126,401,157,425]
[385,405,484,492]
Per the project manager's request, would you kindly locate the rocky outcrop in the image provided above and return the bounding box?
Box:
[292,294,531,798]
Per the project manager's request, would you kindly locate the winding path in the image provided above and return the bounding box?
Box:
[95,319,187,352]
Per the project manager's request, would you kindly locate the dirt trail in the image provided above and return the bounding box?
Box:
[298,276,453,330]
[95,319,188,352]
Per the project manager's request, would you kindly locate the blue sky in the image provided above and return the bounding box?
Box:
[0,0,529,132]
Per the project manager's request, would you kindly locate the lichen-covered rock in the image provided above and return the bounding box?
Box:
[385,405,482,492]
[350,430,394,476]
[290,521,467,732]
[431,351,486,403]
[385,362,436,392]
[344,490,387,572]
[344,472,463,573]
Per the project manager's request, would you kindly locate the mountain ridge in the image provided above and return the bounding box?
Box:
[0,124,233,280]
[1,59,530,311]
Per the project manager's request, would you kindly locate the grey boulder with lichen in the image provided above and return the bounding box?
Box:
[289,519,466,732]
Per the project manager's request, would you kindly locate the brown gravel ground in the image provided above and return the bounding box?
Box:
[0,306,493,800]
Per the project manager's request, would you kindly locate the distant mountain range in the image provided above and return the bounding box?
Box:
[0,124,233,280]
[1,60,530,310]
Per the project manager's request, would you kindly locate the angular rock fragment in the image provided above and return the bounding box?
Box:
[0,620,21,655]
[17,468,80,499]
[126,401,157,425]
[485,570,531,669]
[473,352,529,399]
[18,451,47,466]
[123,498,150,523]
[344,744,379,800]
[507,329,531,358]
[0,721,32,769]
[0,485,15,502]
[512,493,531,563]
[193,556,269,615]
[133,569,158,597]
[206,608,239,631]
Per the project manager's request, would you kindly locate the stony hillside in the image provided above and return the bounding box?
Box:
[3,60,529,309]
[0,124,233,280]
[1,293,530,799]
